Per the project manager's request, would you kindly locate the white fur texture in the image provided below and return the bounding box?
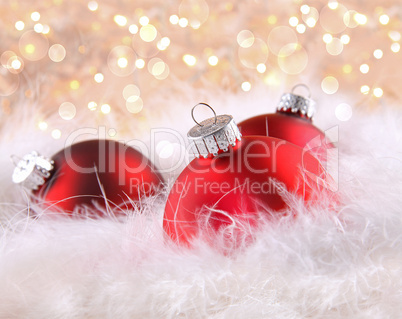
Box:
[1,86,402,319]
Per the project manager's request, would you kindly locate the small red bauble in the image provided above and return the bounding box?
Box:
[237,85,332,162]
[163,104,331,247]
[13,139,164,216]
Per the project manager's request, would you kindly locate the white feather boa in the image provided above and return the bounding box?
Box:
[0,79,401,319]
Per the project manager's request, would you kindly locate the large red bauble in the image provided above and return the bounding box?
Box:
[238,113,331,162]
[33,139,164,215]
[163,135,330,246]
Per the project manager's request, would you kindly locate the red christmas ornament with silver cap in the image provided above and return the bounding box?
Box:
[163,103,332,247]
[12,139,164,216]
[237,84,332,162]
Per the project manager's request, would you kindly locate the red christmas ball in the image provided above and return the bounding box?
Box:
[163,108,331,247]
[13,139,164,216]
[237,86,332,162]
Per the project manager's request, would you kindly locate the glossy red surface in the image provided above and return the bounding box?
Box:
[33,140,164,215]
[238,113,332,162]
[163,136,330,246]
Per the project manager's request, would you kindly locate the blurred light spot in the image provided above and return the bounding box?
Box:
[278,43,308,74]
[343,10,359,28]
[108,46,137,76]
[360,85,370,94]
[340,34,350,44]
[296,24,306,33]
[241,81,251,91]
[88,101,97,110]
[48,44,66,62]
[15,21,24,31]
[373,49,383,59]
[342,64,352,73]
[373,87,383,97]
[42,25,50,34]
[51,129,61,139]
[179,0,209,29]
[139,16,149,26]
[25,44,35,54]
[208,55,218,66]
[388,31,401,41]
[88,1,98,11]
[267,15,277,24]
[101,104,111,114]
[70,80,80,90]
[238,38,268,69]
[10,58,22,70]
[379,14,389,25]
[183,54,196,66]
[108,128,116,137]
[31,12,40,21]
[354,13,367,25]
[328,0,338,10]
[129,24,138,34]
[94,73,104,83]
[140,24,157,42]
[326,38,343,55]
[268,26,298,56]
[360,64,369,74]
[335,103,352,121]
[34,23,43,33]
[157,37,170,50]
[123,84,140,101]
[148,58,166,76]
[320,4,347,33]
[391,43,400,53]
[135,59,145,69]
[117,57,128,68]
[300,5,310,14]
[126,96,143,113]
[306,17,317,27]
[19,31,49,61]
[59,102,76,120]
[170,15,179,24]
[38,121,48,131]
[179,18,188,27]
[321,76,339,94]
[114,15,127,27]
[289,16,299,27]
[323,33,333,43]
[0,66,19,96]
[237,30,254,48]
[256,63,266,73]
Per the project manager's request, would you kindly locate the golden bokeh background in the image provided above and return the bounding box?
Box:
[0,0,401,140]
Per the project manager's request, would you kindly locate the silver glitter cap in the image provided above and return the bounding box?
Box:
[188,103,242,158]
[12,151,54,190]
[276,84,316,120]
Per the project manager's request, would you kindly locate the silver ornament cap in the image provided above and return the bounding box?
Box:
[12,151,54,190]
[188,103,242,158]
[277,84,316,120]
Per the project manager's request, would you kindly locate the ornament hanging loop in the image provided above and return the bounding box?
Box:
[191,103,217,127]
[291,83,311,98]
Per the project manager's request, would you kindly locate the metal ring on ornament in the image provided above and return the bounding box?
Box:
[191,103,217,127]
[291,83,312,98]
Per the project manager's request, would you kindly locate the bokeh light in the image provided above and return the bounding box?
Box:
[59,102,76,120]
[335,103,353,121]
[19,31,49,61]
[48,44,66,62]
[321,76,339,94]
